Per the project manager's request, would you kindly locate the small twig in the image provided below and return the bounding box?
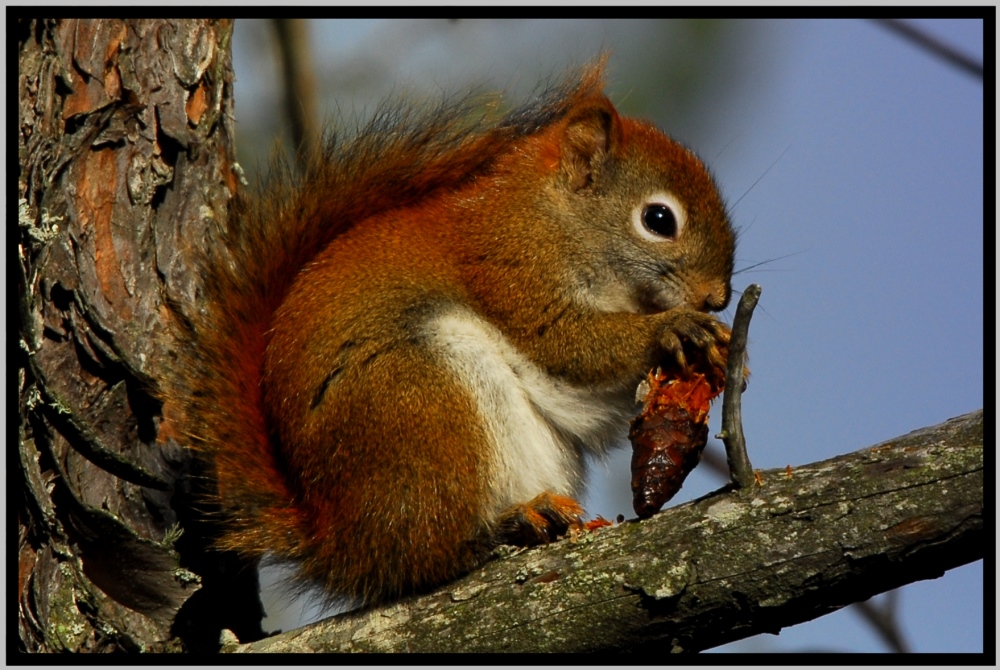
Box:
[273,18,319,170]
[874,18,983,80]
[718,283,760,489]
[854,591,912,653]
[698,443,729,478]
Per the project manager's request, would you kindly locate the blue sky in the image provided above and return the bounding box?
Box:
[234,18,985,653]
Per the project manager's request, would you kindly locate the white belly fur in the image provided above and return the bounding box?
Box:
[427,308,632,519]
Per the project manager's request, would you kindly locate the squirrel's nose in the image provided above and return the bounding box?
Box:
[690,281,731,312]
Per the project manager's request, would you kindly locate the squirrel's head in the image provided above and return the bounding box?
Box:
[528,96,736,317]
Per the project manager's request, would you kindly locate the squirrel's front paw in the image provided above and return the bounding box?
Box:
[656,309,731,373]
[493,492,584,547]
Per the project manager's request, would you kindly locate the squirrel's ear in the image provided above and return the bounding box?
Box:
[560,99,621,192]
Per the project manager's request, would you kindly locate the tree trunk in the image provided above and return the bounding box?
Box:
[16,18,262,653]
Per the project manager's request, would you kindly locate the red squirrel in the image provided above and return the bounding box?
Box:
[172,64,736,606]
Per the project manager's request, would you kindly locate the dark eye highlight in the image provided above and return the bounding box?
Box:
[632,192,686,243]
[642,204,678,238]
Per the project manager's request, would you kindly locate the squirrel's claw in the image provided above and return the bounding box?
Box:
[493,492,584,547]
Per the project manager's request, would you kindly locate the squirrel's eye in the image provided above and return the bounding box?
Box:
[642,204,678,238]
[632,193,686,242]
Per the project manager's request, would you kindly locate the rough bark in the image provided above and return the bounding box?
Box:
[16,17,262,653]
[232,410,982,653]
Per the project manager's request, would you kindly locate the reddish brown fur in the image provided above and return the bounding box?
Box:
[170,62,736,605]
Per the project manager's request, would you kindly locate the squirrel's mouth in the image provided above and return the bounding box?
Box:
[634,280,682,315]
[634,276,728,316]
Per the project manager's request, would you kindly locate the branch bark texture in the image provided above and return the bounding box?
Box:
[235,410,983,654]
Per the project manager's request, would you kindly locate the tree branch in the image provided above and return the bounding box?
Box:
[231,409,983,653]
